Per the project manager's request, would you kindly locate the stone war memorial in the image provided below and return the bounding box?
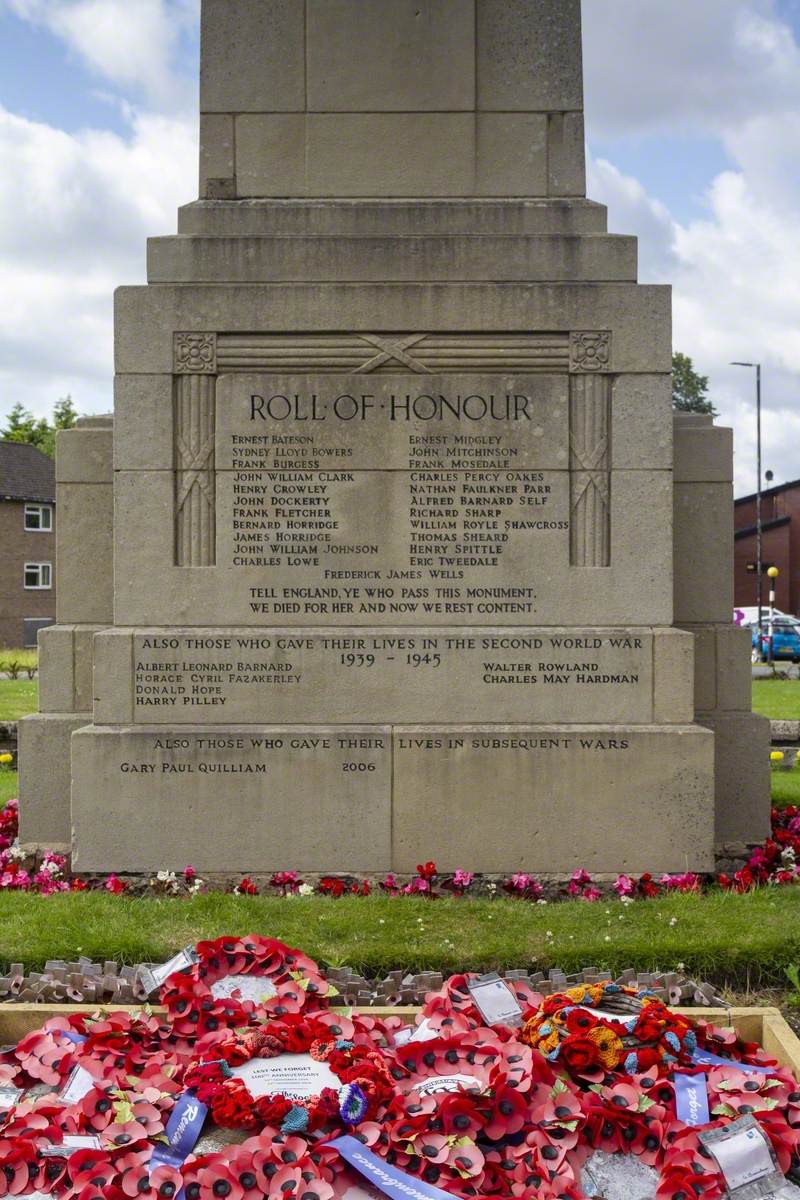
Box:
[19,0,770,877]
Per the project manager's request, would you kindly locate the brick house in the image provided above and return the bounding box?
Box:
[734,478,800,618]
[0,441,56,647]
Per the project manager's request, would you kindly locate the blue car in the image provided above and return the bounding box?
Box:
[751,618,800,662]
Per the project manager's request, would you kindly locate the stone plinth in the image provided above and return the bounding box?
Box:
[673,412,770,846]
[19,0,766,875]
[71,723,713,874]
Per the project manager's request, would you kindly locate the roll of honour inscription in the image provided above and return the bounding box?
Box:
[212,372,607,625]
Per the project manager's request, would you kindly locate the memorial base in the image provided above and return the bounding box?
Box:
[71,723,714,874]
[18,713,91,848]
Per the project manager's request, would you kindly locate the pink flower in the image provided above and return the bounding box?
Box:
[613,874,636,897]
[660,872,701,893]
[453,869,474,888]
[104,873,127,894]
[184,865,197,881]
[270,870,300,894]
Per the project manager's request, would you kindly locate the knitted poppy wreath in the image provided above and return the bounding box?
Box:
[521,981,698,1076]
[160,935,336,1039]
[184,1013,394,1136]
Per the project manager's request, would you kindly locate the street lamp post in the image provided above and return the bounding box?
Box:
[767,566,779,665]
[732,361,763,639]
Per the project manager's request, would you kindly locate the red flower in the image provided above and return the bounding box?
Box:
[559,1035,599,1072]
[416,861,437,880]
[565,1008,598,1035]
[149,1163,184,1200]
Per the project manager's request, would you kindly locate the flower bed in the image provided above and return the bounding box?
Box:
[2,800,799,899]
[1,935,799,1199]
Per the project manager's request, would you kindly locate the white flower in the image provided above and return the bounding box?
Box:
[379,918,385,925]
[536,899,548,906]
[669,917,678,927]
[604,935,611,942]
[298,883,314,896]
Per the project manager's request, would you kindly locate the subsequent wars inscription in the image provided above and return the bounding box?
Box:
[127,628,659,724]
[72,726,392,872]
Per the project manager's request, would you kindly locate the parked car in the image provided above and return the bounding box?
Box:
[734,606,794,627]
[751,618,800,663]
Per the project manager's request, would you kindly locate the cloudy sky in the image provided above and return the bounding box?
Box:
[1,0,799,496]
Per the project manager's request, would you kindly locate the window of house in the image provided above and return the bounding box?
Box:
[23,617,54,647]
[24,562,52,589]
[24,504,53,531]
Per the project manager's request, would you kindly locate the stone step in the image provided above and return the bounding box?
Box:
[147,232,637,285]
[177,198,610,238]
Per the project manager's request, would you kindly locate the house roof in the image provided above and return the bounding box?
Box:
[735,477,800,505]
[734,515,791,539]
[0,441,55,503]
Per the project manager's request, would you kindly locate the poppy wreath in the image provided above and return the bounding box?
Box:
[521,981,699,1076]
[376,1029,579,1194]
[184,1011,395,1136]
[160,935,336,1040]
[175,1131,345,1200]
[418,973,544,1039]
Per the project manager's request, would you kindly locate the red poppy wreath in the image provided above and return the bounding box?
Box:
[160,935,336,1039]
[184,1013,394,1136]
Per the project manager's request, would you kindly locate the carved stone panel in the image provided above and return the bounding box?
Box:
[569,374,611,567]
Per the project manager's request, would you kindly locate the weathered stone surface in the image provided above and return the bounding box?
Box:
[476,0,583,111]
[611,375,672,470]
[771,719,800,740]
[200,0,305,113]
[56,424,112,484]
[93,627,693,727]
[306,0,476,113]
[114,282,672,375]
[177,199,611,238]
[392,725,715,873]
[674,483,734,624]
[674,413,734,483]
[56,484,113,625]
[147,233,638,285]
[18,714,90,846]
[37,626,77,714]
[113,465,673,628]
[235,114,307,197]
[548,112,586,197]
[114,375,173,471]
[697,712,772,845]
[199,114,235,198]
[71,726,392,872]
[37,625,99,715]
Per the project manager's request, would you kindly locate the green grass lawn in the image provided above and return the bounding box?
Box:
[773,768,800,807]
[752,677,800,720]
[0,679,37,721]
[0,772,16,807]
[0,888,798,988]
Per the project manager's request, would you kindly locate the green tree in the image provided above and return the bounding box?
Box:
[0,396,78,458]
[672,352,718,416]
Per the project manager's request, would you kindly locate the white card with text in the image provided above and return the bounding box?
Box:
[230,1053,339,1100]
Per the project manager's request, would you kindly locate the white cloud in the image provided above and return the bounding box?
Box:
[0,104,196,415]
[4,0,198,108]
[583,0,800,138]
